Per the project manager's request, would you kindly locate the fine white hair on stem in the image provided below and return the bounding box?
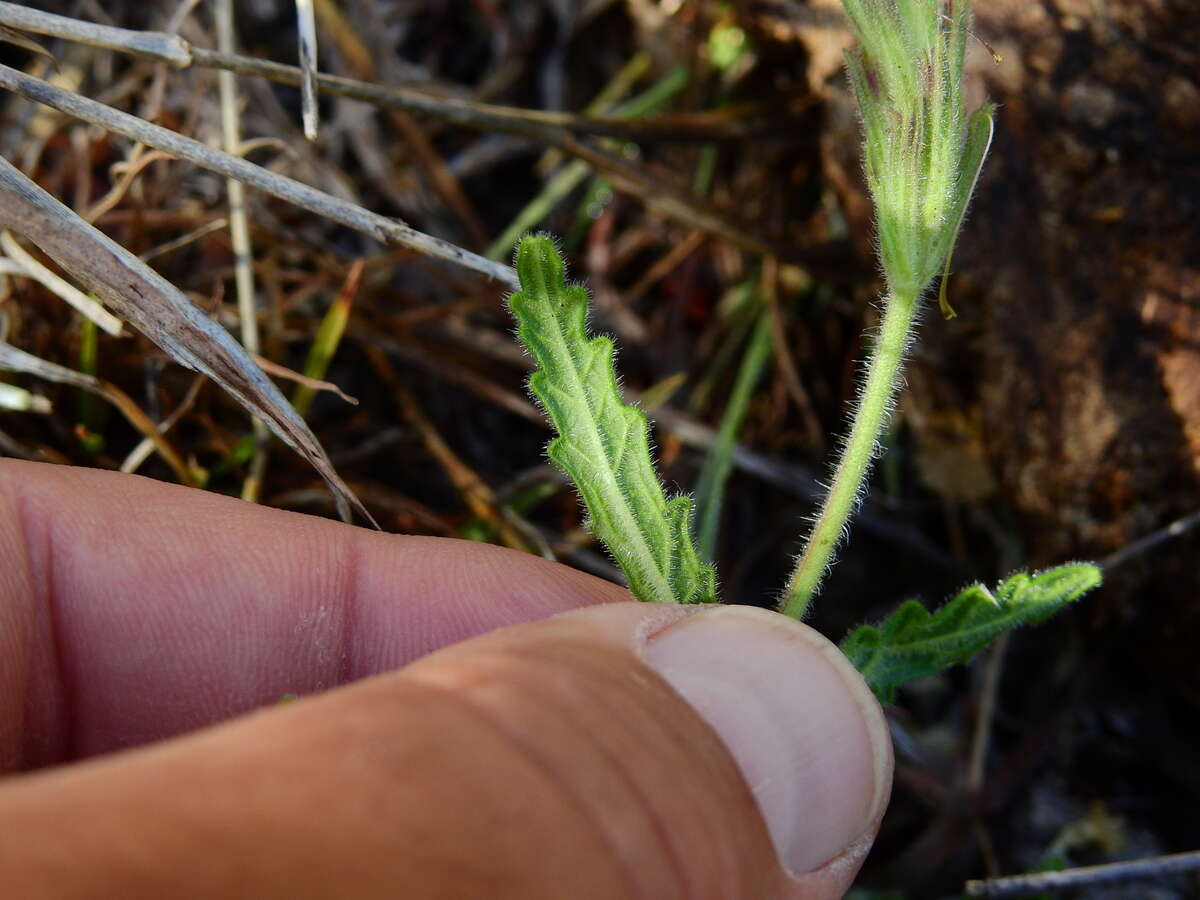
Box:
[782,282,924,616]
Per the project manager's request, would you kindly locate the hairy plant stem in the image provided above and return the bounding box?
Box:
[783,286,919,618]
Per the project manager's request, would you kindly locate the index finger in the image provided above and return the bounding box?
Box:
[0,461,626,770]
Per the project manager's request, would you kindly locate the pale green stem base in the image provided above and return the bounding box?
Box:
[782,287,919,619]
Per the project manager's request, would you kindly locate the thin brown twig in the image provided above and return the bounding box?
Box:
[311,0,488,248]
[362,344,537,554]
[192,49,779,143]
[761,256,824,448]
[138,217,228,262]
[964,850,1200,897]
[0,63,518,288]
[272,480,457,537]
[622,229,705,305]
[356,326,542,426]
[0,8,830,270]
[383,294,493,328]
[251,354,357,406]
[560,136,788,260]
[1100,508,1200,570]
[967,632,1010,795]
[0,3,771,143]
[971,820,1001,881]
[84,147,175,223]
[0,339,194,485]
[120,374,206,474]
[0,2,191,65]
[0,21,57,70]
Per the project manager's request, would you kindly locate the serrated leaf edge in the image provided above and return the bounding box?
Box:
[508,235,717,605]
[841,563,1101,702]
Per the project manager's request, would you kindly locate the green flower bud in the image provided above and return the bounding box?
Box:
[841,0,994,309]
[785,1,998,614]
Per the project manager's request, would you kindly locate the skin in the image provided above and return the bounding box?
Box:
[0,460,889,898]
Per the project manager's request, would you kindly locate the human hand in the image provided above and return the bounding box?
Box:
[0,461,891,898]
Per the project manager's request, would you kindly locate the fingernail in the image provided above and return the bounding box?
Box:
[642,605,891,876]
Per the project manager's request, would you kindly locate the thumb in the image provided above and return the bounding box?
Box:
[405,602,894,898]
[0,603,891,900]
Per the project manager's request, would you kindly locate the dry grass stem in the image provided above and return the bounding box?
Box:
[215,0,269,503]
[253,354,357,407]
[0,152,371,523]
[0,2,764,143]
[0,338,192,483]
[120,375,205,475]
[0,229,124,335]
[0,64,517,288]
[0,1,190,65]
[293,0,320,141]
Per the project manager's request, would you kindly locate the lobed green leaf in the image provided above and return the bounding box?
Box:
[508,235,717,605]
[840,564,1102,702]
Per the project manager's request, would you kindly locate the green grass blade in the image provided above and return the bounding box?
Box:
[486,63,688,261]
[509,235,717,605]
[694,307,773,562]
[292,260,359,418]
[841,563,1102,702]
[77,297,100,435]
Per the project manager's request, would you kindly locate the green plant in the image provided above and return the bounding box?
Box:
[510,236,1098,700]
[506,0,1102,701]
[784,0,996,618]
[841,567,1101,702]
[509,238,717,606]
